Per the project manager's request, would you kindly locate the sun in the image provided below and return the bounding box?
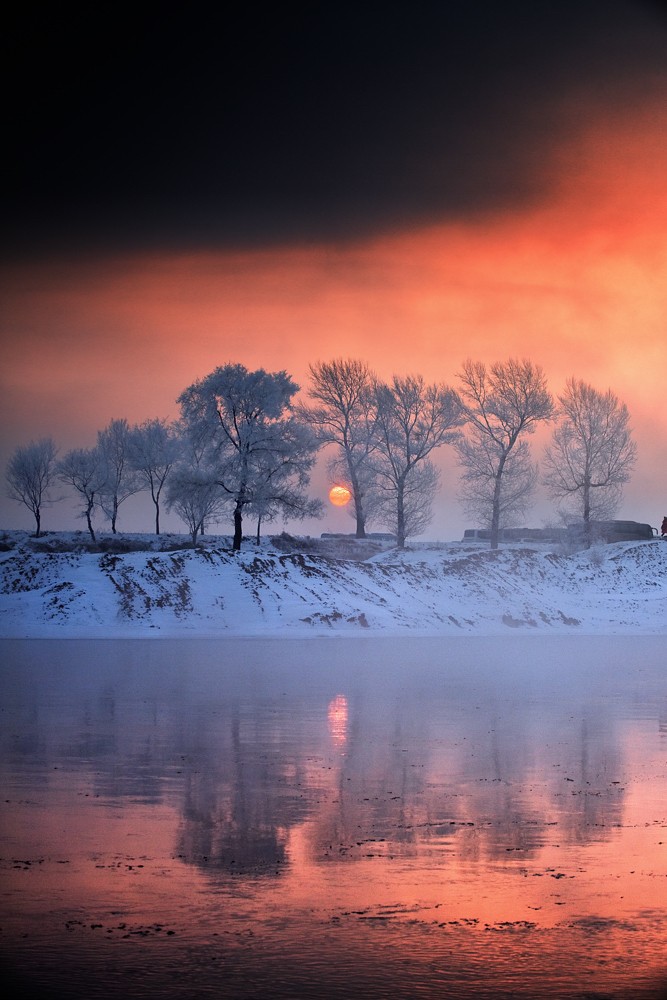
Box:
[328,485,352,507]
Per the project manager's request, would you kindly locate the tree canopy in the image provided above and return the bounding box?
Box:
[178,364,321,550]
[543,378,637,541]
[455,359,553,548]
[6,438,58,537]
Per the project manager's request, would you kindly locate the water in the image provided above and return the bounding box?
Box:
[1,636,666,999]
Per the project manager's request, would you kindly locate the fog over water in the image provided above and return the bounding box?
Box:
[1,636,666,998]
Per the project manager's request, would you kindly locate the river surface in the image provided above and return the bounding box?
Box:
[1,636,666,999]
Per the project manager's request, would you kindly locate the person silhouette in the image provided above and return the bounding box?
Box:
[661,516,667,537]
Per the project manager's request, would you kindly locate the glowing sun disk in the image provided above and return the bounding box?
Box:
[329,485,352,507]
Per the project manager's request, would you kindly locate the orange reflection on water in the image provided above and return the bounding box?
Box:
[328,694,348,747]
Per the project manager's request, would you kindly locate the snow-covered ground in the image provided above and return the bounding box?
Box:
[0,530,665,638]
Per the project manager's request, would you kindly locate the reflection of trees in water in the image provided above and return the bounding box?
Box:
[178,808,287,876]
[304,692,553,864]
[550,712,624,845]
[304,691,628,866]
[6,680,177,805]
[442,719,549,862]
[85,686,184,804]
[306,691,432,862]
[176,705,319,876]
[452,706,625,859]
[4,646,633,876]
[93,681,627,869]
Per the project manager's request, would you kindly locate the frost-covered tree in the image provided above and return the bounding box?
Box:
[455,359,553,549]
[128,418,180,535]
[165,420,227,545]
[543,378,637,543]
[97,418,141,533]
[6,437,58,536]
[166,467,225,546]
[57,447,108,542]
[373,374,463,548]
[298,358,379,538]
[178,364,321,551]
[246,420,323,544]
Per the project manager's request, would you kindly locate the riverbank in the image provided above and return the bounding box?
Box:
[1,530,666,638]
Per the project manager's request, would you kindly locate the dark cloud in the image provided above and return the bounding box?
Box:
[5,1,667,257]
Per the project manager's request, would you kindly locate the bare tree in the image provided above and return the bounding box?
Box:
[298,358,379,538]
[327,448,384,532]
[455,359,553,549]
[543,378,637,543]
[374,457,440,542]
[97,418,141,533]
[178,364,321,551]
[6,437,58,536]
[57,447,108,542]
[457,434,537,530]
[128,418,180,535]
[373,374,463,548]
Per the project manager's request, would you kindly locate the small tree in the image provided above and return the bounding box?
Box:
[128,418,180,535]
[543,378,637,543]
[57,447,108,542]
[97,418,141,533]
[298,359,379,538]
[373,374,463,548]
[178,364,321,551]
[455,359,553,549]
[166,467,225,546]
[6,438,58,536]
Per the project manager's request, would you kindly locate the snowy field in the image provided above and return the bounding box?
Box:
[1,530,665,638]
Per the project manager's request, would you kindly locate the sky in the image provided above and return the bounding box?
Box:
[2,1,667,540]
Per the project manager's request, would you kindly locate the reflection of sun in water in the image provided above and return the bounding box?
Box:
[328,485,352,507]
[327,694,348,746]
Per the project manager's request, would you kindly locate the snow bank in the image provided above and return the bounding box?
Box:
[0,531,665,638]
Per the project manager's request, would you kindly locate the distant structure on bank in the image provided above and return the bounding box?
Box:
[321,532,397,542]
[463,520,656,544]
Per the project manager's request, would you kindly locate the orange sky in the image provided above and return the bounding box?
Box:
[1,101,666,538]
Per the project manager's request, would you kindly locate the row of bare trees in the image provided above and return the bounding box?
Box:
[5,358,637,549]
[301,358,636,548]
[6,418,181,543]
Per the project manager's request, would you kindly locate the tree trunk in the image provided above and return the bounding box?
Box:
[85,502,96,543]
[353,493,366,538]
[490,504,501,550]
[583,478,591,547]
[490,455,506,550]
[111,498,118,534]
[34,509,41,538]
[154,502,160,535]
[396,484,406,549]
[255,515,262,546]
[233,505,243,551]
[349,471,366,539]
